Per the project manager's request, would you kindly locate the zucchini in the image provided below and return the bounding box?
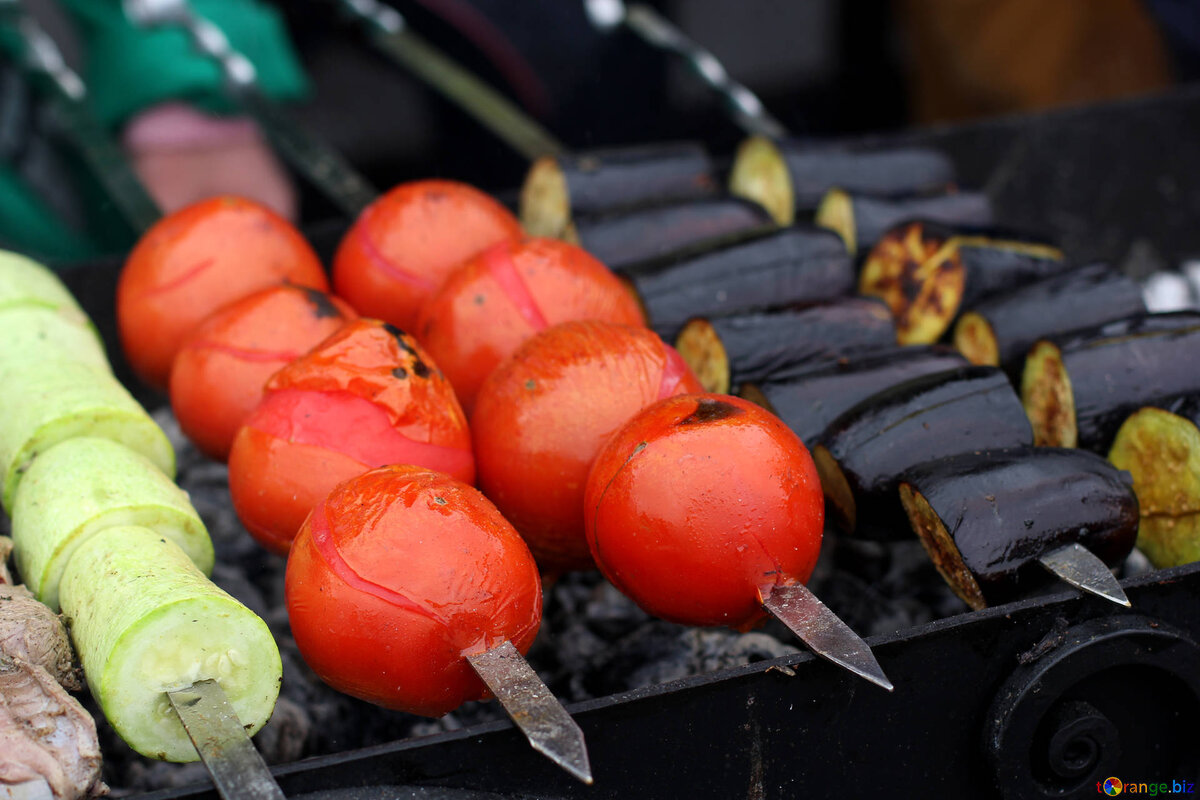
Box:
[0,359,175,510]
[742,345,967,447]
[899,447,1138,610]
[0,249,87,313]
[675,297,895,394]
[729,135,956,225]
[570,197,774,272]
[812,365,1033,538]
[60,525,280,762]
[626,226,853,340]
[815,188,992,256]
[1020,311,1200,451]
[953,263,1145,372]
[859,221,1067,345]
[12,436,210,612]
[0,305,109,371]
[519,141,718,238]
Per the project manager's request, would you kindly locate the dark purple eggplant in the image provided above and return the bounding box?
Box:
[625,225,854,341]
[1020,311,1200,451]
[898,446,1138,610]
[727,135,956,224]
[519,141,719,238]
[571,197,774,272]
[954,263,1146,373]
[858,220,1067,345]
[812,365,1033,539]
[741,345,968,448]
[814,188,992,255]
[675,297,895,394]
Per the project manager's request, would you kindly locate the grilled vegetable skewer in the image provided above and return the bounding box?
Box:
[816,189,993,255]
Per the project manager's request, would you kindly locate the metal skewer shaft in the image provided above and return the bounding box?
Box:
[585,0,787,140]
[167,679,286,800]
[1037,542,1131,608]
[335,0,565,162]
[466,640,593,785]
[762,582,894,692]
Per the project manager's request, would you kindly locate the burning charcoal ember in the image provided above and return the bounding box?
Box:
[0,585,79,690]
[0,657,104,799]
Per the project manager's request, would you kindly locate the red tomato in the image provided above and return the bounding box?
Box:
[228,319,473,554]
[332,180,523,331]
[418,237,646,414]
[285,465,542,716]
[117,196,327,389]
[472,320,701,573]
[584,393,824,631]
[169,285,356,462]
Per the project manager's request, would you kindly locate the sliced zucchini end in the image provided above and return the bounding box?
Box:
[815,189,855,254]
[1134,514,1200,570]
[812,444,856,533]
[728,135,794,226]
[519,156,571,239]
[899,483,987,611]
[953,311,1000,366]
[1020,340,1077,448]
[675,318,730,394]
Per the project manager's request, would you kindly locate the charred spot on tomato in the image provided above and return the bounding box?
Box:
[411,359,431,379]
[524,379,536,391]
[392,367,408,379]
[382,322,410,345]
[300,286,345,319]
[434,496,447,505]
[678,398,743,426]
[474,294,486,306]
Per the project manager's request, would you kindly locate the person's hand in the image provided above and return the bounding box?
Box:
[122,102,297,221]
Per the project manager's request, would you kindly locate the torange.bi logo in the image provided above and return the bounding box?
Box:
[1098,777,1197,795]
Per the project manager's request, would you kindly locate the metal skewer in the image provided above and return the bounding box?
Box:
[167,679,286,800]
[466,640,593,785]
[1037,542,1131,608]
[124,0,379,219]
[762,582,894,692]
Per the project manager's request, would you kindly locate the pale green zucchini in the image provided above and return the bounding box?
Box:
[12,437,209,611]
[0,306,109,371]
[0,249,87,313]
[60,526,281,762]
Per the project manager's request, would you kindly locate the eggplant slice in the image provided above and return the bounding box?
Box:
[815,189,993,255]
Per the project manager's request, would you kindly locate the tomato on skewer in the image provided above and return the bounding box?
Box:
[473,320,701,573]
[584,393,824,631]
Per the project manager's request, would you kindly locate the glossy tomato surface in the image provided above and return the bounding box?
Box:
[169,285,355,461]
[418,237,646,414]
[473,320,701,573]
[584,394,824,631]
[332,180,522,331]
[117,196,327,389]
[228,319,473,554]
[286,465,542,716]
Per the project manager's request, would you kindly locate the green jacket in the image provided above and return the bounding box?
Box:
[0,0,308,264]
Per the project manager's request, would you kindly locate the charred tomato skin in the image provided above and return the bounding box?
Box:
[584,393,824,631]
[228,319,473,555]
[472,320,702,573]
[117,196,327,389]
[332,180,523,331]
[417,237,647,414]
[285,465,542,717]
[169,285,356,461]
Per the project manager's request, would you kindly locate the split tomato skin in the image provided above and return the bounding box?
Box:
[472,320,701,573]
[285,465,542,717]
[332,180,523,331]
[584,393,824,631]
[169,285,356,461]
[418,237,647,414]
[117,196,327,389]
[228,319,473,555]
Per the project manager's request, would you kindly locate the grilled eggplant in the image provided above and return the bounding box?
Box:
[728,135,956,225]
[815,188,992,255]
[954,263,1146,372]
[899,446,1138,610]
[570,197,774,272]
[741,345,968,448]
[519,141,718,238]
[859,221,1067,345]
[625,226,853,340]
[812,365,1033,538]
[1021,311,1200,451]
[676,297,895,394]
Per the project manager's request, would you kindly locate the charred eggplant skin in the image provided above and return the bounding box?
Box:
[957,263,1146,372]
[689,298,895,391]
[817,189,993,254]
[815,365,1033,538]
[556,141,716,213]
[774,141,956,210]
[574,197,774,272]
[628,226,854,340]
[900,447,1138,608]
[747,345,967,447]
